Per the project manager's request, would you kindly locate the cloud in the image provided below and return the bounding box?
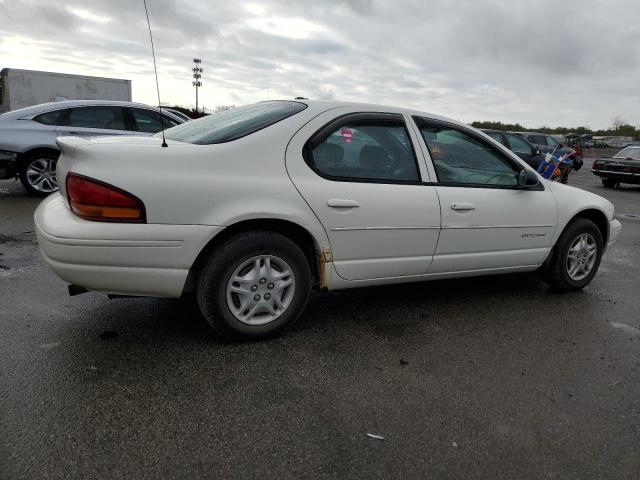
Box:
[0,0,639,128]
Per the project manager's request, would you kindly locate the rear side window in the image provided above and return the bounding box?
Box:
[162,101,306,144]
[67,106,126,130]
[485,132,505,144]
[33,110,65,125]
[131,108,180,133]
[545,136,559,147]
[307,117,420,183]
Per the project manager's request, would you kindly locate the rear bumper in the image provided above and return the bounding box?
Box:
[592,169,640,184]
[34,194,223,297]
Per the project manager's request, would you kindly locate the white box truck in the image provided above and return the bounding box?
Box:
[0,68,132,112]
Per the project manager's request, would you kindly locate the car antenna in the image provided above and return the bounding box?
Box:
[143,0,168,147]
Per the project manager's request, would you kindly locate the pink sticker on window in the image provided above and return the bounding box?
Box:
[340,129,353,143]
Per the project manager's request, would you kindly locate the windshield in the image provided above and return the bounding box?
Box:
[160,101,307,144]
[613,147,640,160]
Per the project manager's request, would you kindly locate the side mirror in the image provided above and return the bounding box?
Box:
[533,147,541,156]
[517,169,540,188]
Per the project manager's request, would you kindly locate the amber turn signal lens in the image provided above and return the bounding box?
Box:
[66,173,146,223]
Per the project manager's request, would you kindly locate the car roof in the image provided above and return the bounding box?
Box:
[0,100,173,119]
[295,100,471,129]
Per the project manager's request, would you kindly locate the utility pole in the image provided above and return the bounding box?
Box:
[192,58,202,113]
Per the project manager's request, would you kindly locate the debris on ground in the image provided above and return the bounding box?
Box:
[366,433,385,441]
[399,358,409,366]
[452,441,459,448]
[40,342,60,350]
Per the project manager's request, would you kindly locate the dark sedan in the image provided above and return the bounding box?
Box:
[481,129,544,169]
[592,146,640,187]
[514,132,573,155]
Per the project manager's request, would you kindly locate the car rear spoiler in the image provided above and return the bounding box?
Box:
[56,136,92,157]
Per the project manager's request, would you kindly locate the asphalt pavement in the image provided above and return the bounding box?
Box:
[1,164,639,479]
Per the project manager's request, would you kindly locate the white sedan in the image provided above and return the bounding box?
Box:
[35,100,622,340]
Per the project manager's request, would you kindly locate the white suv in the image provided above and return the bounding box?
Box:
[0,100,184,195]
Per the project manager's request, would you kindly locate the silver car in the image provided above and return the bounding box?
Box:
[0,100,185,195]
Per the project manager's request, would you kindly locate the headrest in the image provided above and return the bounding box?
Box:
[359,145,388,169]
[314,142,344,165]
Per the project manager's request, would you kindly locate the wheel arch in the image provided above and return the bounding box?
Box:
[17,147,61,168]
[183,218,323,295]
[572,208,609,245]
[542,207,609,273]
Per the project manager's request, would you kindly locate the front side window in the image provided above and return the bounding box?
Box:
[416,119,519,186]
[67,106,126,130]
[307,119,420,183]
[33,109,66,125]
[506,133,534,154]
[162,101,306,144]
[131,108,180,133]
[528,134,546,145]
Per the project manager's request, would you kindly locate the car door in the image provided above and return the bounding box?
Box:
[286,109,441,281]
[129,108,182,136]
[411,117,557,274]
[56,106,134,137]
[527,134,552,153]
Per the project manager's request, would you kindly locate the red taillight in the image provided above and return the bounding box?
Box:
[630,166,640,174]
[66,173,146,223]
[592,162,603,170]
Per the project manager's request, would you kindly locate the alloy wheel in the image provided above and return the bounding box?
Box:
[566,233,597,281]
[25,158,58,193]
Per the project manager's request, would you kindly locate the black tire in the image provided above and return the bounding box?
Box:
[19,151,60,196]
[601,178,617,188]
[196,231,312,341]
[543,218,603,292]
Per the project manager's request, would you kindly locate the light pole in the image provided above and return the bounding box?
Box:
[192,58,202,113]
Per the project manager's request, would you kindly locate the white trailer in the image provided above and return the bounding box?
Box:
[0,68,132,112]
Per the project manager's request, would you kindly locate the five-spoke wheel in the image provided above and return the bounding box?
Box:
[543,218,603,291]
[565,233,598,281]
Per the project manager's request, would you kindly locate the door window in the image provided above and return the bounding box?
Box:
[505,133,534,154]
[33,109,66,125]
[545,135,559,147]
[131,108,181,133]
[528,134,546,145]
[68,106,126,130]
[486,132,505,144]
[415,120,519,186]
[307,119,420,182]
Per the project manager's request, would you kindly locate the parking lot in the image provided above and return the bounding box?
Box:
[1,162,639,479]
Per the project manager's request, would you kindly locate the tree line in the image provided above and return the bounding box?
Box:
[471,116,639,139]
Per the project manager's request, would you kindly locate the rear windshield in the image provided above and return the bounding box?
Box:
[614,147,640,160]
[160,101,307,145]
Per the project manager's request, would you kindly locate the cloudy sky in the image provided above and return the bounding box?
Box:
[1,0,639,129]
